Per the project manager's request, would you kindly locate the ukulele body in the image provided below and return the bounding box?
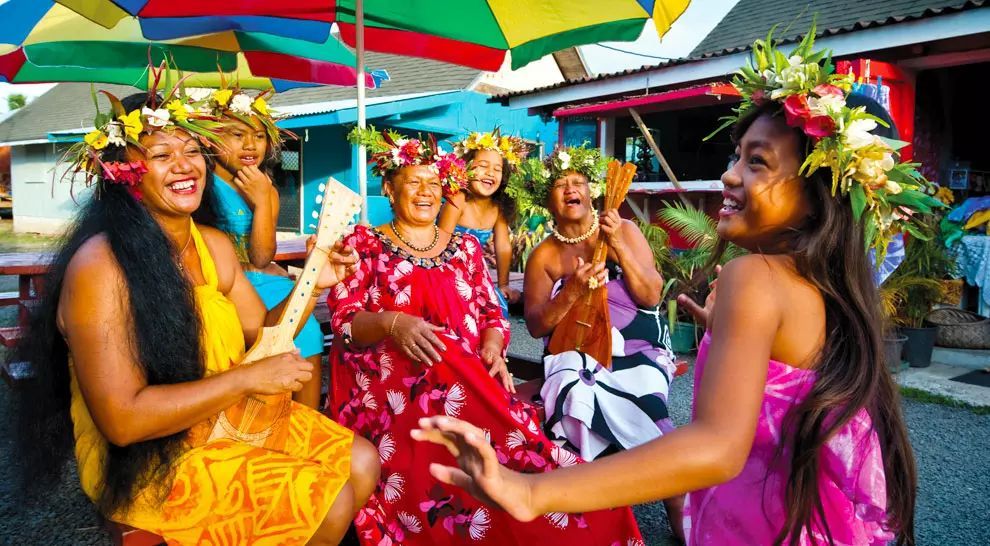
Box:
[204,328,297,449]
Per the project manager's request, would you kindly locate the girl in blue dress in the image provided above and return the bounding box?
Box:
[201,88,326,408]
[439,130,530,316]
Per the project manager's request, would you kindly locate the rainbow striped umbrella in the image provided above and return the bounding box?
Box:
[92,1,691,71]
[333,0,691,70]
[0,1,369,91]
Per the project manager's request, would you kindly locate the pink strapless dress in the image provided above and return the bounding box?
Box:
[684,333,894,545]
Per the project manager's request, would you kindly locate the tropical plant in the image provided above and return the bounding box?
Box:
[639,201,746,327]
[880,219,957,328]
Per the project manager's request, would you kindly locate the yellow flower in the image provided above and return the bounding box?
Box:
[478,133,494,149]
[84,130,108,150]
[212,89,233,106]
[252,97,270,117]
[935,186,955,205]
[499,137,512,153]
[166,99,189,122]
[504,151,518,165]
[118,110,144,141]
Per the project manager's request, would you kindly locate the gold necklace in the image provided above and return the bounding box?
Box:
[176,232,193,272]
[391,221,439,253]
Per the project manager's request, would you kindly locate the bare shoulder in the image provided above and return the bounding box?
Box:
[527,237,557,273]
[64,234,123,287]
[60,234,127,330]
[197,224,238,261]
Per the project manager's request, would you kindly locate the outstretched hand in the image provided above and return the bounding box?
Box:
[676,264,721,330]
[411,416,540,522]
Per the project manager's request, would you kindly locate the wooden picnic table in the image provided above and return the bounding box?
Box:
[0,251,54,327]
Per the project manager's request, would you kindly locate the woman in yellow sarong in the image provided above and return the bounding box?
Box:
[13,87,379,545]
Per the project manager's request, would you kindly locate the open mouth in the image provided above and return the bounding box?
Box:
[478,177,496,188]
[412,200,434,210]
[720,195,744,217]
[564,197,582,207]
[239,155,258,166]
[168,179,197,195]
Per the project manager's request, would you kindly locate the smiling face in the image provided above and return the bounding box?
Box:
[717,113,813,251]
[127,129,207,218]
[217,116,268,172]
[385,164,443,226]
[547,171,593,224]
[466,149,505,197]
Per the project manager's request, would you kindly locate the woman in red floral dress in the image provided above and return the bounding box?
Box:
[325,128,643,545]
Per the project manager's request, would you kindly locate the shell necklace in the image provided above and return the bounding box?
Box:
[391,221,440,253]
[552,211,599,244]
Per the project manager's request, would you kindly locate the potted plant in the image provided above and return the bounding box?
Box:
[639,202,746,352]
[881,222,956,367]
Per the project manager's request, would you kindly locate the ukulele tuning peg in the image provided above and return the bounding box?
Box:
[318,183,327,192]
[315,195,323,204]
[312,211,319,219]
[308,224,317,230]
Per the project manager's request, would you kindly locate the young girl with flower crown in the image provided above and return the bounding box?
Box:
[438,130,530,316]
[413,27,938,545]
[197,88,327,409]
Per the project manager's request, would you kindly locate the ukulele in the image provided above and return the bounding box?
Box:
[547,161,637,369]
[199,177,362,449]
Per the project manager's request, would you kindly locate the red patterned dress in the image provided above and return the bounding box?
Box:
[325,225,643,546]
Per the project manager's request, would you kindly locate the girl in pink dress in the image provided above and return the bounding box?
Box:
[411,27,935,546]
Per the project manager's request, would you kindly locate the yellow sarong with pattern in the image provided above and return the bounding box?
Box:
[68,222,352,545]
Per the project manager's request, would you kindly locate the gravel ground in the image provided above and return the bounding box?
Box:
[0,315,987,545]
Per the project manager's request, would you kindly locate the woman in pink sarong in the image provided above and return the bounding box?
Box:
[410,28,927,546]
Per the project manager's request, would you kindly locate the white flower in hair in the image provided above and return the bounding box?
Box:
[105,122,126,147]
[230,93,253,116]
[843,119,880,150]
[142,106,170,128]
[557,150,571,171]
[809,93,845,116]
[186,87,212,102]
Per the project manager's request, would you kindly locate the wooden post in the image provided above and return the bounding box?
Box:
[628,107,694,209]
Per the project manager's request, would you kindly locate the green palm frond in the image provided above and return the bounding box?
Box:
[657,202,718,251]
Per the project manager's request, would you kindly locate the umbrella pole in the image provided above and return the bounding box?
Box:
[356,0,368,224]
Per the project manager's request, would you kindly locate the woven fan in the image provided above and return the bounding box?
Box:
[547,160,637,368]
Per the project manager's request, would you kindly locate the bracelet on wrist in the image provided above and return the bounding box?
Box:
[387,312,400,338]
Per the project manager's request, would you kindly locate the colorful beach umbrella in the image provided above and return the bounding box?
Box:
[97,1,692,71]
[333,0,692,70]
[0,1,370,90]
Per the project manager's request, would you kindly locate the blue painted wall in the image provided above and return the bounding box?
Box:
[291,91,557,233]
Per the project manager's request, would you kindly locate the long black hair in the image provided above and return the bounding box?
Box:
[14,93,208,515]
[703,101,916,545]
[461,149,517,224]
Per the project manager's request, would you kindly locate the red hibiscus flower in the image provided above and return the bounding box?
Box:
[783,94,811,129]
[804,115,837,139]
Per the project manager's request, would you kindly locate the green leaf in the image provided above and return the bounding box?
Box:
[850,184,866,220]
[703,116,737,141]
[657,202,717,251]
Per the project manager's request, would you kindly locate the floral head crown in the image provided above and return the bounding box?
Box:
[508,144,608,212]
[710,24,945,260]
[197,76,289,151]
[348,126,468,197]
[68,64,223,191]
[453,128,530,167]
